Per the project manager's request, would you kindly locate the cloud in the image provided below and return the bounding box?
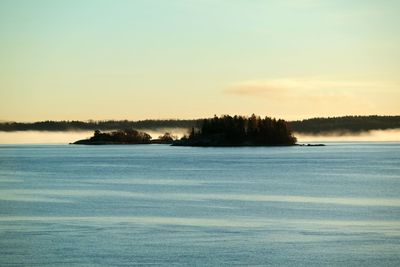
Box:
[223,78,399,118]
[226,78,386,97]
[225,78,398,106]
[227,80,289,96]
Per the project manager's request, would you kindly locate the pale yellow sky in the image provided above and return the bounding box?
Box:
[0,0,399,121]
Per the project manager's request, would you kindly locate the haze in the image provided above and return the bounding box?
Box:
[1,129,400,144]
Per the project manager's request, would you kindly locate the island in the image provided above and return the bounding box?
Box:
[72,115,303,146]
[173,115,297,146]
[72,129,176,145]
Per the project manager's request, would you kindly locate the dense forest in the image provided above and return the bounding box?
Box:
[174,115,297,146]
[1,115,399,135]
[73,130,177,145]
[0,119,201,132]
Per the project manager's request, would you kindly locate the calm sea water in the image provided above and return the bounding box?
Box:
[0,143,399,266]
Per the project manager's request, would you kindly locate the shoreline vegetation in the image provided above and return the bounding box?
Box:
[0,115,399,135]
[73,130,176,145]
[73,115,299,146]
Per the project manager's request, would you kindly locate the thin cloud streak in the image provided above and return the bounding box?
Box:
[224,78,399,119]
[226,78,394,97]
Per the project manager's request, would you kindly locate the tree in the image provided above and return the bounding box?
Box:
[177,115,297,146]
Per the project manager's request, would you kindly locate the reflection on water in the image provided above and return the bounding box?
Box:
[1,216,399,230]
[0,143,399,266]
[2,189,400,207]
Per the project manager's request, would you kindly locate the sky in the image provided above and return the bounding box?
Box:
[0,0,399,122]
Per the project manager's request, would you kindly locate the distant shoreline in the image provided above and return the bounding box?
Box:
[0,115,399,135]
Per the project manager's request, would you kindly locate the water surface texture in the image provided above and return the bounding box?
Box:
[0,143,399,266]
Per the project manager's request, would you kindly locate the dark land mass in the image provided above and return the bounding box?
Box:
[290,115,400,135]
[1,115,399,135]
[73,115,296,146]
[73,130,175,145]
[173,115,297,146]
[0,119,201,132]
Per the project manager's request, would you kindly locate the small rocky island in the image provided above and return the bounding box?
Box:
[72,115,300,146]
[73,129,175,145]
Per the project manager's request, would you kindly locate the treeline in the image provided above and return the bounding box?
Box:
[0,119,202,132]
[290,115,400,134]
[1,115,399,134]
[175,115,297,146]
[73,130,178,145]
[74,129,152,145]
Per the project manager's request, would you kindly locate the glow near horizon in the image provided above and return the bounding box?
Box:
[0,0,399,121]
[1,129,400,144]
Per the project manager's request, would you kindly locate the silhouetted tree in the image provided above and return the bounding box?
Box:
[158,132,176,143]
[1,116,399,134]
[74,129,151,144]
[175,115,297,146]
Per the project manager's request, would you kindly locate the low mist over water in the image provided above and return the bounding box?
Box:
[0,129,188,144]
[297,129,400,142]
[0,129,399,144]
[0,131,93,144]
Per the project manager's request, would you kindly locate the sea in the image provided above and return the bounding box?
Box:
[0,143,399,266]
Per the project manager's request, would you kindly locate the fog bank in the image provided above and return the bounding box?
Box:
[0,129,399,144]
[0,129,189,144]
[297,129,400,142]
